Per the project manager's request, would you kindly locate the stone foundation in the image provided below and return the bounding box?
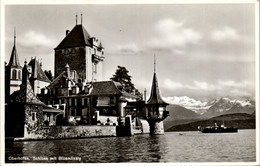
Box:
[149,121,164,135]
[16,125,116,141]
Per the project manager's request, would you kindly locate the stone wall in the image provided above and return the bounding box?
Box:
[98,115,118,125]
[18,125,116,141]
[55,47,86,79]
[140,119,150,134]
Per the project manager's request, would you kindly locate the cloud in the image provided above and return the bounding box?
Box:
[162,78,254,100]
[147,18,202,52]
[19,30,55,48]
[114,43,140,54]
[187,81,218,91]
[210,26,240,42]
[163,79,219,91]
[164,78,184,89]
[218,80,251,88]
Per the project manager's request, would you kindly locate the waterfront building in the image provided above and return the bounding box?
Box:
[5,62,62,138]
[145,57,169,135]
[5,16,169,140]
[39,64,141,126]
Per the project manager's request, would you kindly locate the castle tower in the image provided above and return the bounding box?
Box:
[54,15,104,83]
[5,29,22,97]
[146,56,169,135]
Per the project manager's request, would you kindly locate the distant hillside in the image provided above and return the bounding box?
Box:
[226,104,255,115]
[166,113,255,132]
[164,104,202,130]
[164,96,255,119]
[167,104,201,119]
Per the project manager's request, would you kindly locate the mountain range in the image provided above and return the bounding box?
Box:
[163,96,255,117]
[163,96,255,130]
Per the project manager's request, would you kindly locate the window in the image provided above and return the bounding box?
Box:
[110,97,114,104]
[93,63,97,73]
[71,98,75,106]
[32,112,36,121]
[71,109,75,116]
[69,98,72,106]
[18,70,21,80]
[12,70,17,79]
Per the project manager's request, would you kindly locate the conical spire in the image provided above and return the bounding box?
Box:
[8,28,21,67]
[146,56,168,105]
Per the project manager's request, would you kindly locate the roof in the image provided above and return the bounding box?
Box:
[146,73,169,105]
[43,105,63,113]
[47,71,66,88]
[90,81,140,99]
[90,81,122,96]
[8,44,21,68]
[9,64,44,105]
[28,59,51,83]
[55,24,92,50]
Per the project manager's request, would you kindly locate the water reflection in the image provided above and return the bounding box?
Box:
[5,130,256,163]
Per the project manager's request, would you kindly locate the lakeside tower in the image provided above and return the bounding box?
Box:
[146,56,169,135]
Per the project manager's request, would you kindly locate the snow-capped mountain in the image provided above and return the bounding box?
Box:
[163,96,210,114]
[163,96,254,116]
[205,97,255,117]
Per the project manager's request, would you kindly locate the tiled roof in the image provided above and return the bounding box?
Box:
[10,64,44,105]
[146,73,168,105]
[28,59,51,83]
[55,25,92,50]
[90,81,140,99]
[90,81,122,96]
[8,45,21,68]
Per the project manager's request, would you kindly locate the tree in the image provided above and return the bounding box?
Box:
[44,70,53,81]
[110,66,142,98]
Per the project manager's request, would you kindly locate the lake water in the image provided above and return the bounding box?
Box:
[5,129,256,163]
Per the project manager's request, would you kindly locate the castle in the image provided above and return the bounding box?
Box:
[5,16,169,140]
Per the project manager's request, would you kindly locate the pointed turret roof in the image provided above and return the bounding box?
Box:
[146,73,168,105]
[55,24,92,50]
[146,55,168,105]
[8,32,21,67]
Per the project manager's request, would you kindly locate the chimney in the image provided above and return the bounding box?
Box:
[66,30,70,36]
[144,88,147,103]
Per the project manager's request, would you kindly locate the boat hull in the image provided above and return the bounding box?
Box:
[201,128,238,133]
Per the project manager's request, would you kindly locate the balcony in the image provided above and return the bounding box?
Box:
[92,54,104,63]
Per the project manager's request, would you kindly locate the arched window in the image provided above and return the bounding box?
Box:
[18,70,21,80]
[12,70,17,79]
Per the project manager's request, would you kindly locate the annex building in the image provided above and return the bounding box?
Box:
[5,16,169,140]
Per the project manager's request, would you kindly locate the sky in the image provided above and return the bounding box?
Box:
[4,2,257,101]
